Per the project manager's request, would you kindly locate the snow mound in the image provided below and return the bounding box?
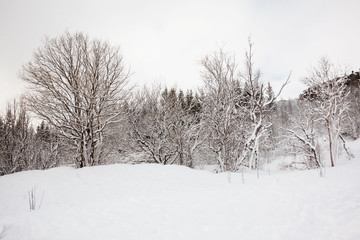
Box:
[1,160,360,240]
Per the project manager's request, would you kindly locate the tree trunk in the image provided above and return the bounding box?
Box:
[326,119,335,167]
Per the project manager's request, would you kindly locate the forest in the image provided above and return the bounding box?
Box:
[1,31,359,176]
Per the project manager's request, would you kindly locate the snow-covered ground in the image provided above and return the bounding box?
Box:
[1,143,360,239]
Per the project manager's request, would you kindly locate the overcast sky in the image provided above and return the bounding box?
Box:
[1,0,359,111]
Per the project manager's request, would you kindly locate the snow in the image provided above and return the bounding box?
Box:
[1,144,360,239]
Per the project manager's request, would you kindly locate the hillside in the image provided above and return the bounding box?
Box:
[1,142,360,240]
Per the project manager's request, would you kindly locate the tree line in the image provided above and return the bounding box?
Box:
[1,31,359,176]
[0,100,67,175]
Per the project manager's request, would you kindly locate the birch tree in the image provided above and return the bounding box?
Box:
[20,31,131,168]
[237,39,290,170]
[201,49,245,171]
[300,57,350,167]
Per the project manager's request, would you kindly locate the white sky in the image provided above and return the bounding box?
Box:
[1,0,359,111]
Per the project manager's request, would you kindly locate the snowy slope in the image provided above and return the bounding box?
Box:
[1,153,360,239]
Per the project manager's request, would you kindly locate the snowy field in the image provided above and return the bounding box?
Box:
[1,143,360,239]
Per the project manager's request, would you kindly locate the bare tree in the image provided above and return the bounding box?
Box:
[127,85,178,165]
[0,99,34,175]
[33,121,66,170]
[20,31,131,168]
[300,57,350,167]
[170,90,206,168]
[201,42,289,172]
[201,49,245,171]
[284,102,323,173]
[127,85,205,166]
[236,39,290,170]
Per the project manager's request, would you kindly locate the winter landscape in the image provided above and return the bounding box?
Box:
[1,0,360,239]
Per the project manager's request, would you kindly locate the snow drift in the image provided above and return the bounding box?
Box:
[1,151,360,239]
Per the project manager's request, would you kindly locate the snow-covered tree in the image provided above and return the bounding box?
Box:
[168,89,205,167]
[0,98,70,175]
[236,39,290,170]
[127,85,175,164]
[342,71,360,139]
[201,41,290,172]
[0,100,34,175]
[300,57,350,167]
[20,31,131,168]
[128,85,205,166]
[285,102,323,173]
[33,121,66,170]
[201,49,245,171]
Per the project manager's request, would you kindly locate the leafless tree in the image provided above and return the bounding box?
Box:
[236,39,290,170]
[201,49,245,171]
[20,31,131,168]
[170,89,206,168]
[0,99,36,175]
[127,85,178,164]
[127,85,205,166]
[33,122,66,170]
[284,102,323,174]
[0,102,25,174]
[201,42,290,172]
[301,57,350,167]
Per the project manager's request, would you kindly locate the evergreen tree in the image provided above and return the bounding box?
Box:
[265,82,276,110]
